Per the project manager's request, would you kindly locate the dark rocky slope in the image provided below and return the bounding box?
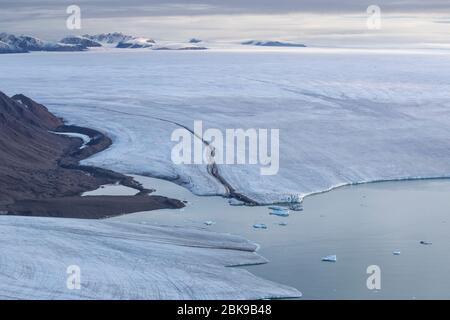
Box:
[0,92,184,218]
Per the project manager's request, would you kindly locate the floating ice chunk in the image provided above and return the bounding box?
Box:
[268,206,288,211]
[288,203,304,211]
[393,251,401,255]
[268,206,290,217]
[204,221,215,226]
[277,222,288,226]
[321,255,337,262]
[420,241,432,245]
[229,198,245,206]
[269,210,290,217]
[253,224,268,229]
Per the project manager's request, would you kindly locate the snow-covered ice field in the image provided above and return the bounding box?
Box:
[1,49,450,203]
[0,216,301,299]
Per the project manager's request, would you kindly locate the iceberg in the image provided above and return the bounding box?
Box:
[253,224,268,229]
[269,210,290,217]
[268,206,290,217]
[268,206,288,211]
[289,203,304,211]
[321,255,337,262]
[229,198,245,206]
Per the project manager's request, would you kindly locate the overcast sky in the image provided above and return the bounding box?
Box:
[1,0,449,47]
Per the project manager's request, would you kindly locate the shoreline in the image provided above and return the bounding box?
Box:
[297,174,450,205]
[116,174,450,299]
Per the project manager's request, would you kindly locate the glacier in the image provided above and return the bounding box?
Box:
[1,49,450,204]
[0,216,301,299]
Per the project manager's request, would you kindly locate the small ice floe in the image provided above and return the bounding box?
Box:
[288,203,303,211]
[268,206,287,211]
[277,222,288,226]
[393,251,401,256]
[204,221,215,226]
[269,210,290,217]
[420,241,432,245]
[253,224,268,230]
[321,255,337,262]
[268,206,290,217]
[228,198,245,206]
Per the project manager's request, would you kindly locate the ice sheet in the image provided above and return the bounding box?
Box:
[1,49,450,203]
[0,216,301,299]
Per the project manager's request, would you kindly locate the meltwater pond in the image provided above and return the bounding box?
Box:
[113,176,450,299]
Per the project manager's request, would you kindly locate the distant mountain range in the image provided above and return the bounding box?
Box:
[79,33,156,48]
[0,32,208,54]
[0,33,85,53]
[0,32,307,54]
[241,40,306,47]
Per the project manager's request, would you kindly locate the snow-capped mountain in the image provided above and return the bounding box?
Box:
[0,32,210,54]
[60,36,102,48]
[242,40,306,47]
[82,32,155,48]
[116,37,156,49]
[0,33,84,53]
[83,32,133,45]
[82,33,205,50]
[0,32,310,54]
[0,40,26,53]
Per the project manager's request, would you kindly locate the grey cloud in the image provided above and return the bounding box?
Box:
[0,0,449,45]
[1,0,450,17]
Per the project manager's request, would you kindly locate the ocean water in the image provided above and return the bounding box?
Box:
[1,49,450,203]
[114,175,450,299]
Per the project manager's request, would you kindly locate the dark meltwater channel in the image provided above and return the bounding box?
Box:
[112,176,450,299]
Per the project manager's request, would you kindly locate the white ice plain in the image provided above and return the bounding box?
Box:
[2,49,450,204]
[0,216,301,299]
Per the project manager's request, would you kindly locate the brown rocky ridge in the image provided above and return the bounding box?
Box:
[0,91,184,218]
